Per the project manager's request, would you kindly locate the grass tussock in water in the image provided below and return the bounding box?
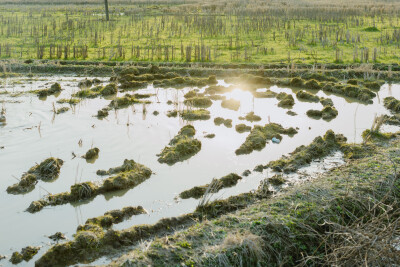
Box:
[7,158,63,194]
[157,125,201,165]
[26,160,152,213]
[235,123,298,155]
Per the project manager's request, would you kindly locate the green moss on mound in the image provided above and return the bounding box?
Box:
[180,173,242,199]
[235,123,297,155]
[240,111,262,122]
[296,90,319,102]
[184,96,212,108]
[10,246,40,264]
[268,130,345,173]
[214,117,232,128]
[7,158,63,194]
[26,160,151,213]
[35,82,62,97]
[83,206,146,229]
[82,147,99,160]
[235,124,251,133]
[221,98,240,111]
[307,106,338,121]
[157,125,201,165]
[276,93,295,107]
[180,109,210,120]
[384,96,400,113]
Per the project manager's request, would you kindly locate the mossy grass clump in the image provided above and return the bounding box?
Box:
[304,79,322,90]
[179,173,242,199]
[307,106,338,120]
[361,129,395,143]
[384,96,400,113]
[252,90,277,98]
[83,206,146,229]
[323,83,376,103]
[241,111,262,122]
[167,110,178,117]
[184,96,212,108]
[276,93,295,107]
[72,89,99,98]
[35,82,63,97]
[82,147,99,160]
[306,109,322,119]
[157,125,201,165]
[287,110,297,116]
[235,124,251,133]
[214,117,232,128]
[180,109,210,121]
[120,66,139,76]
[57,98,80,105]
[97,108,109,118]
[27,160,152,213]
[347,79,359,85]
[268,130,346,173]
[78,79,92,89]
[235,123,297,155]
[184,90,198,99]
[109,94,142,109]
[289,77,305,87]
[205,133,215,138]
[221,98,240,111]
[56,107,69,114]
[153,75,217,88]
[363,81,382,90]
[10,246,40,264]
[7,158,63,194]
[383,114,400,126]
[268,174,286,186]
[296,90,319,102]
[100,83,118,96]
[320,97,334,107]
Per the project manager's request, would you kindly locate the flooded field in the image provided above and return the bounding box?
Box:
[0,73,399,266]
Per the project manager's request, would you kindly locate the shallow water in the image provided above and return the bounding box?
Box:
[0,75,399,266]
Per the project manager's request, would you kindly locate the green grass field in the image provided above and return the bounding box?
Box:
[0,0,400,64]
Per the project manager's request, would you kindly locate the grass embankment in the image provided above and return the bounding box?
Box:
[105,136,400,267]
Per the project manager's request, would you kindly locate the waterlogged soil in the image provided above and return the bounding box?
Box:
[0,75,399,266]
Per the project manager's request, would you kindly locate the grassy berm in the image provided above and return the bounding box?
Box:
[35,133,400,266]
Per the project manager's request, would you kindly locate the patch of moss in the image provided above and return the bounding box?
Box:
[72,89,99,98]
[78,79,92,89]
[268,130,346,173]
[214,117,232,128]
[158,125,201,165]
[363,81,382,90]
[35,82,62,97]
[56,107,69,114]
[307,106,338,120]
[82,148,99,160]
[27,160,152,213]
[109,94,141,109]
[204,133,215,138]
[289,77,305,87]
[362,129,395,143]
[319,97,333,107]
[97,108,109,118]
[304,79,322,90]
[221,98,240,111]
[235,124,251,133]
[83,206,146,229]
[240,112,262,122]
[180,173,242,199]
[205,85,235,95]
[7,158,63,194]
[100,83,118,96]
[252,90,277,98]
[167,110,178,117]
[277,93,295,107]
[180,109,210,121]
[296,90,319,102]
[323,83,376,103]
[184,96,212,108]
[235,123,297,155]
[57,98,80,105]
[384,96,400,113]
[268,175,286,186]
[10,246,40,264]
